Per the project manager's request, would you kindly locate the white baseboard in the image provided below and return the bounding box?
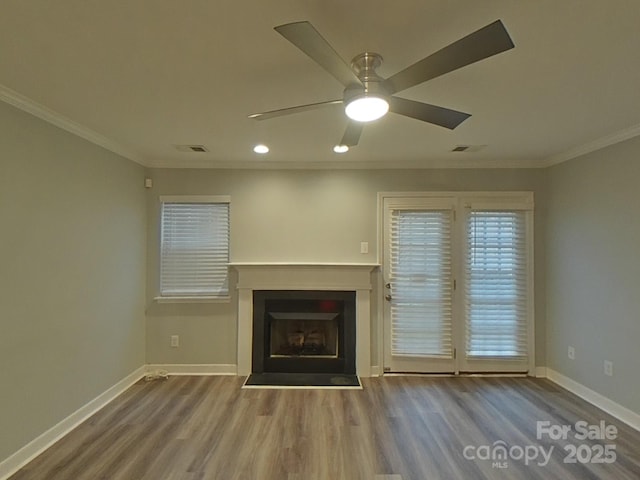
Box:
[534,366,547,378]
[146,364,238,376]
[546,368,640,432]
[0,365,146,480]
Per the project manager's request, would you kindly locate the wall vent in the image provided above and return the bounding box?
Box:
[174,144,209,153]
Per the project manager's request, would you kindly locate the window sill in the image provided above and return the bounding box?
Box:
[154,296,231,304]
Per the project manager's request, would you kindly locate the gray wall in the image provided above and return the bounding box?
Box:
[0,102,147,462]
[146,168,547,369]
[547,136,640,414]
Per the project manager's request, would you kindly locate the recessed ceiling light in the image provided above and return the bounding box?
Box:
[333,145,349,153]
[253,144,269,154]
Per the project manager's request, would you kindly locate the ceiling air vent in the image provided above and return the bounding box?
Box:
[451,145,486,153]
[174,144,209,153]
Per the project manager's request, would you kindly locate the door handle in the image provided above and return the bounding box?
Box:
[385,294,392,301]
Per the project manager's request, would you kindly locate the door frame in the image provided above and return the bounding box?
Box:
[381,195,459,373]
[377,192,535,375]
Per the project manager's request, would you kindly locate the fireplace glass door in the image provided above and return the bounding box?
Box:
[269,312,339,358]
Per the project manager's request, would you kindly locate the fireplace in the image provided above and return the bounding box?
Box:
[252,290,356,375]
[233,263,376,377]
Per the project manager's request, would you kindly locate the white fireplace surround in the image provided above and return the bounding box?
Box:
[231,263,378,377]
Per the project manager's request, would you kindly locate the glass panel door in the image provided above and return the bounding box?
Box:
[383,198,456,373]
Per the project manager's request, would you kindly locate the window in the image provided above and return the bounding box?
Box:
[464,210,528,359]
[159,196,230,300]
[389,209,453,358]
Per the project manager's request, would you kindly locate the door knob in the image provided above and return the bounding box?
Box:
[385,294,392,301]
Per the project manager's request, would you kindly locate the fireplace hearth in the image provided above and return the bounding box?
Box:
[252,290,356,375]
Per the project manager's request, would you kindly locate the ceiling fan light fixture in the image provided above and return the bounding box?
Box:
[253,144,269,154]
[333,144,349,153]
[345,95,389,122]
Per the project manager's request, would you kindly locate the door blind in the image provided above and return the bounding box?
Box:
[390,210,453,357]
[160,202,229,297]
[465,211,528,358]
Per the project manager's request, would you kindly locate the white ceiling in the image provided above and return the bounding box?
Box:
[2,0,640,169]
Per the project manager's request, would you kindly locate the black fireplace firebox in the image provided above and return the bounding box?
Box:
[252,290,356,375]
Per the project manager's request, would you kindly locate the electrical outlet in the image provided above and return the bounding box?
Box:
[360,241,369,254]
[171,335,179,348]
[604,360,613,376]
[568,346,575,360]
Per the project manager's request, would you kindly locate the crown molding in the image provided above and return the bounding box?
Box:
[543,122,640,167]
[146,157,544,170]
[0,83,150,167]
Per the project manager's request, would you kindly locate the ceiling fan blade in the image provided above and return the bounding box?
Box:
[248,99,343,121]
[339,121,364,147]
[383,20,514,95]
[389,97,471,129]
[275,21,362,88]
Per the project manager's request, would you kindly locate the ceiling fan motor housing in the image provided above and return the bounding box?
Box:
[344,52,388,104]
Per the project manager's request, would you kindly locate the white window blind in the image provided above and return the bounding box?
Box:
[160,201,229,297]
[390,210,453,357]
[465,211,528,358]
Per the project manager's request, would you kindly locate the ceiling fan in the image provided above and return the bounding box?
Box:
[249,20,515,150]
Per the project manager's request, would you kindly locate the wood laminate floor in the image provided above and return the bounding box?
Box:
[9,376,640,480]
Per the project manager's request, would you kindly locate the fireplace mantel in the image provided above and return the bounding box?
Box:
[231,263,378,377]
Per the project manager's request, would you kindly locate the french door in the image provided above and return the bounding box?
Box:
[383,197,457,372]
[382,193,534,374]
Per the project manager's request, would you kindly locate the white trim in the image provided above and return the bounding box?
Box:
[534,366,547,378]
[381,372,527,378]
[526,210,536,375]
[154,296,231,304]
[236,283,373,292]
[355,290,372,377]
[145,158,545,170]
[546,368,640,432]
[0,365,146,480]
[159,195,231,204]
[378,191,533,204]
[0,83,147,167]
[543,122,640,167]
[145,364,237,376]
[228,262,380,267]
